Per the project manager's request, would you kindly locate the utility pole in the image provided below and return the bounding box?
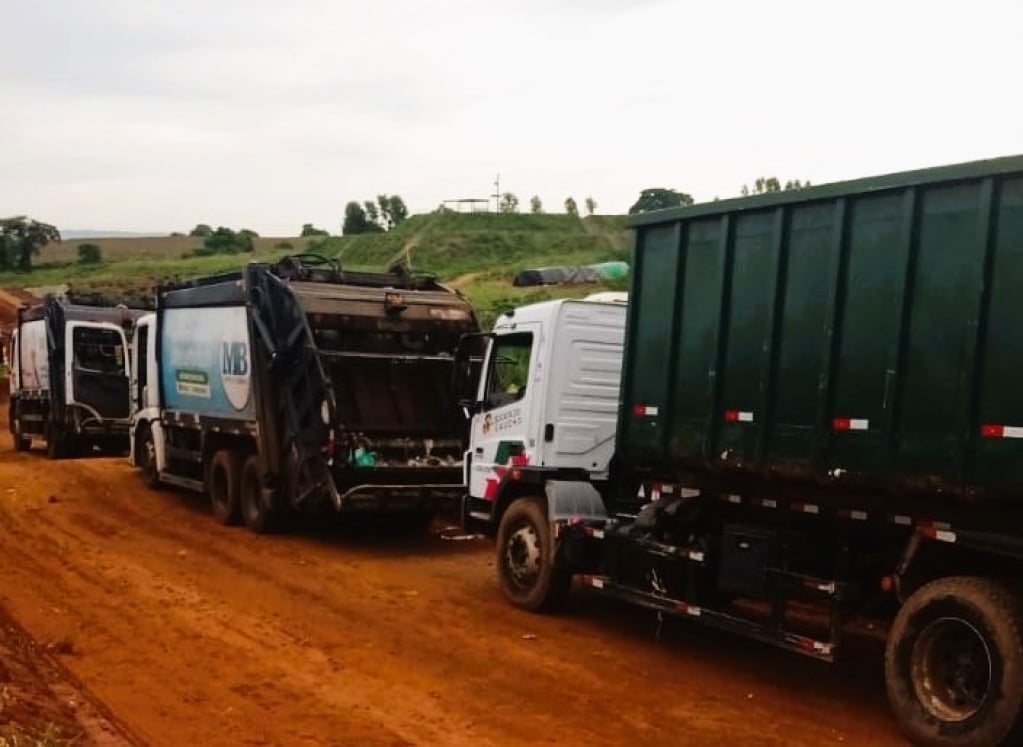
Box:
[492,174,501,213]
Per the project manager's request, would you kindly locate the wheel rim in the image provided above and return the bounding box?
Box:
[911,616,992,722]
[504,520,542,591]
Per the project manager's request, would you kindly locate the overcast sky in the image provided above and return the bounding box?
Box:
[1,0,1020,236]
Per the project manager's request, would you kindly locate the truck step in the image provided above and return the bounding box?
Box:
[158,473,204,492]
[578,574,837,661]
[765,569,847,602]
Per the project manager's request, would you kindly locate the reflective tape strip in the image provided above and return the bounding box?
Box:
[833,418,869,431]
[837,509,868,521]
[633,405,660,417]
[726,494,742,504]
[982,424,1023,438]
[725,410,755,423]
[792,503,820,514]
[676,602,702,617]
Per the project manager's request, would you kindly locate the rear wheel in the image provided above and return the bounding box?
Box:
[208,450,242,525]
[886,576,1023,746]
[240,454,284,534]
[46,425,65,460]
[496,496,571,612]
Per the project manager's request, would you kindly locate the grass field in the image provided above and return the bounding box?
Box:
[0,213,632,326]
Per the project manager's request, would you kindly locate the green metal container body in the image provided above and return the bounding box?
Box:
[621,155,1023,503]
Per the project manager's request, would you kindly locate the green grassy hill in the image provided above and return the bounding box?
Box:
[0,213,632,326]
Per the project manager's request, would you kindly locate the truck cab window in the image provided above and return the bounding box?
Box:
[73,328,124,374]
[485,332,532,410]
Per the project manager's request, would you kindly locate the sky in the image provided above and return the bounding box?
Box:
[1,0,1021,236]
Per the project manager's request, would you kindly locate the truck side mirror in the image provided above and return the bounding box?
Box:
[453,332,491,412]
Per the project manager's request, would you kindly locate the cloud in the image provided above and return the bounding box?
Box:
[0,0,1020,234]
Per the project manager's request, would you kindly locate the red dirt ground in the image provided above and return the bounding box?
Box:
[0,405,910,746]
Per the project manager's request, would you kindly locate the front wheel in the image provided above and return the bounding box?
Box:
[12,414,30,452]
[496,496,571,612]
[885,576,1023,746]
[137,425,159,488]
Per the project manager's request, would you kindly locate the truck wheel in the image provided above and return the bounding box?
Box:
[886,577,1023,747]
[496,496,571,612]
[239,454,282,534]
[12,416,30,452]
[137,426,159,488]
[46,426,64,460]
[208,450,242,526]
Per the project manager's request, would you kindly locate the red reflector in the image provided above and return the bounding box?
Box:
[918,524,937,540]
[724,410,739,423]
[633,405,645,416]
[833,418,851,431]
[982,424,1004,438]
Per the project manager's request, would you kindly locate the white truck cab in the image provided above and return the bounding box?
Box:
[128,313,165,482]
[464,298,626,526]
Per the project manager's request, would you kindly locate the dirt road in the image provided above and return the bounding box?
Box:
[0,426,909,746]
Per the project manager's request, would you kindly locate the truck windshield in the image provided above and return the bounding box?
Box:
[485,332,532,410]
[73,327,124,375]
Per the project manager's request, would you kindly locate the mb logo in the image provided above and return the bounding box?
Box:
[221,340,251,410]
[222,341,248,377]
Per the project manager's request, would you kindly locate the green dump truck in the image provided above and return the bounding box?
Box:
[468,155,1023,746]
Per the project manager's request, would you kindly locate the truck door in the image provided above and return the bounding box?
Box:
[468,328,538,502]
[9,329,19,395]
[65,322,130,421]
[130,319,150,416]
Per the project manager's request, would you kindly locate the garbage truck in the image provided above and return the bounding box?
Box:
[9,297,142,457]
[463,155,1023,746]
[130,255,480,532]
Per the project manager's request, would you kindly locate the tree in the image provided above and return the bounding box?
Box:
[376,194,409,230]
[500,193,519,214]
[239,228,259,239]
[0,216,60,271]
[628,188,694,215]
[77,243,102,264]
[203,227,253,254]
[363,201,383,231]
[387,195,408,228]
[342,203,371,235]
[189,223,213,238]
[585,197,597,216]
[529,195,543,214]
[564,197,579,217]
[301,222,330,237]
[741,177,809,196]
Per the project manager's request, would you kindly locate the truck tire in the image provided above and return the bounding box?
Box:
[46,425,64,460]
[12,415,30,452]
[137,425,159,489]
[208,450,242,526]
[496,496,571,612]
[239,454,283,534]
[885,576,1023,747]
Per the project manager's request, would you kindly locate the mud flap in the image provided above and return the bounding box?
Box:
[544,480,607,524]
[545,480,607,573]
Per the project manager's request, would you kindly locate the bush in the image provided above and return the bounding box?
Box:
[77,243,102,264]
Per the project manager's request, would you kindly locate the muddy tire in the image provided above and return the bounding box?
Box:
[886,576,1023,747]
[240,454,283,534]
[12,415,30,452]
[208,450,242,526]
[45,425,64,460]
[496,496,571,612]
[137,425,159,489]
